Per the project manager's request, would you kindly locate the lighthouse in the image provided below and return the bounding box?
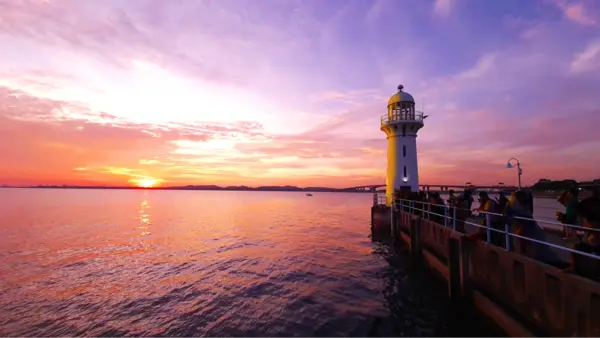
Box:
[380,85,425,204]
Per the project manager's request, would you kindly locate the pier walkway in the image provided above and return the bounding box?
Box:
[370,194,600,337]
[372,193,597,266]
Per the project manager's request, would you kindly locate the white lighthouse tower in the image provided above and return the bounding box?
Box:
[380,85,425,204]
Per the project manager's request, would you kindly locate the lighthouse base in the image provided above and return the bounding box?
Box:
[371,205,392,233]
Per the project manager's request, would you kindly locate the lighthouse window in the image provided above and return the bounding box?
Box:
[403,145,406,157]
[403,166,407,177]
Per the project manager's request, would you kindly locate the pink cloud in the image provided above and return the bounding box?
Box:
[0,86,274,186]
[432,0,454,17]
[558,2,597,26]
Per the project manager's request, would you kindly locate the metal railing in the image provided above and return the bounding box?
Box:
[381,111,425,126]
[372,193,387,206]
[388,197,600,261]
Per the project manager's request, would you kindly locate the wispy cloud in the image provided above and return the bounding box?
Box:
[570,40,600,73]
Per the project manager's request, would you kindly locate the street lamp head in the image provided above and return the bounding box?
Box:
[506,162,514,169]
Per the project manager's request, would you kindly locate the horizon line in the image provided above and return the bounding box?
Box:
[0,183,540,190]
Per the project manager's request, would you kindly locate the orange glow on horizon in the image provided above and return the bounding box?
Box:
[130,178,161,188]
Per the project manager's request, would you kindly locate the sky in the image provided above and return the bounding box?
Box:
[1,0,599,188]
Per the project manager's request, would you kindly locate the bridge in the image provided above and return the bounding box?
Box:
[349,184,521,192]
[350,182,600,193]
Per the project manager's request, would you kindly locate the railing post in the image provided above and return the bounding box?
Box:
[390,201,395,236]
[452,205,457,230]
[427,203,431,220]
[444,205,449,227]
[486,213,491,244]
[504,216,511,251]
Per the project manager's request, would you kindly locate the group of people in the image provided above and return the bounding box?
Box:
[395,187,600,280]
[555,188,600,277]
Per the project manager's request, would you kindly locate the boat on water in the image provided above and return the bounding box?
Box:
[306,193,313,196]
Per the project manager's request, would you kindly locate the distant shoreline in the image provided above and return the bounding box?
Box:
[0,185,363,193]
[0,185,593,198]
[532,191,593,199]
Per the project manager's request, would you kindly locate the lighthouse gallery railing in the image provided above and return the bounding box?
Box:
[381,111,425,126]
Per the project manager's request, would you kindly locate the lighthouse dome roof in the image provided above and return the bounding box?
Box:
[388,85,415,106]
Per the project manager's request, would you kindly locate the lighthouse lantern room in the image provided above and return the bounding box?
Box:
[380,85,426,205]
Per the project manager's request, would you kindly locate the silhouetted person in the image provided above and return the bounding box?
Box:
[496,192,509,213]
[419,190,427,201]
[448,190,456,203]
[447,190,458,223]
[566,197,600,280]
[507,191,561,264]
[466,192,503,246]
[463,190,474,216]
[409,191,422,216]
[527,190,534,213]
[453,194,469,233]
[429,192,445,225]
[557,188,579,240]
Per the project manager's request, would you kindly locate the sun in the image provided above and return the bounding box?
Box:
[132,178,159,188]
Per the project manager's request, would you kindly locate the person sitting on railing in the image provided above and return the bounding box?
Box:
[556,189,579,240]
[565,197,600,279]
[506,191,561,264]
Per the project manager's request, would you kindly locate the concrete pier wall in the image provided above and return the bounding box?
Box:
[371,208,600,337]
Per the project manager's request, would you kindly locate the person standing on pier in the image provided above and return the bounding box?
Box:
[469,192,504,246]
[566,197,600,279]
[557,188,579,240]
[447,190,458,222]
[496,191,509,213]
[453,194,469,233]
[448,190,456,203]
[506,191,561,264]
[429,192,445,225]
[463,189,474,216]
[527,190,535,213]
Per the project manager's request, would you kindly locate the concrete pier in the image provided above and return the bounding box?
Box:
[371,207,600,337]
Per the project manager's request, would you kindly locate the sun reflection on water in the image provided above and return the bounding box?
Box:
[138,192,152,237]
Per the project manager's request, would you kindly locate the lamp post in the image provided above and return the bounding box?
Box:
[506,158,522,190]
